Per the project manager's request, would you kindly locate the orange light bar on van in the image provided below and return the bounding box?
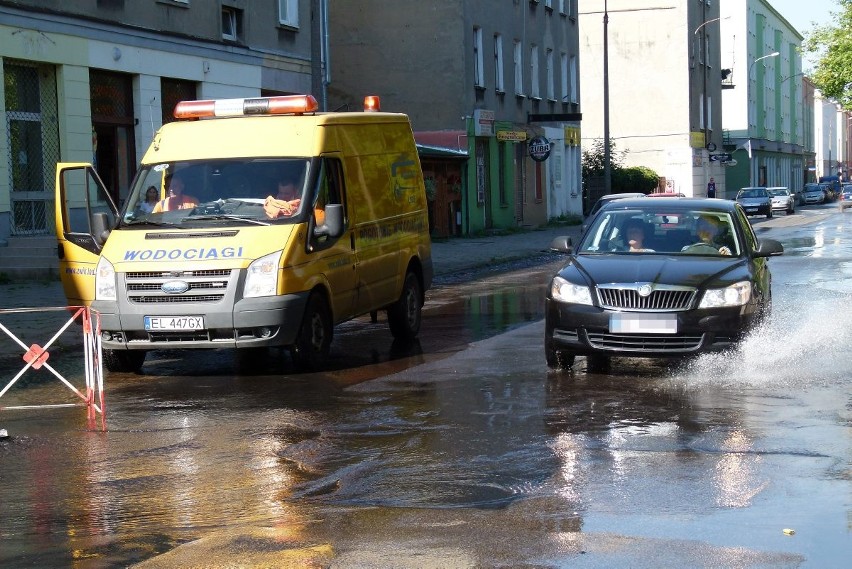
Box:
[173,95,320,119]
[363,95,381,112]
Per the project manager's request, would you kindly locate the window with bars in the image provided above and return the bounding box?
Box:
[161,77,197,124]
[4,59,59,234]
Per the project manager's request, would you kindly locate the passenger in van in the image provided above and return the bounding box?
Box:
[264,177,302,218]
[152,174,198,212]
[138,186,159,214]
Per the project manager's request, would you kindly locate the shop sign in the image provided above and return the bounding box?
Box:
[528,136,551,162]
[497,130,527,142]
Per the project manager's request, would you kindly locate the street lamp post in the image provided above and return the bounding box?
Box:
[603,0,611,194]
[747,51,780,185]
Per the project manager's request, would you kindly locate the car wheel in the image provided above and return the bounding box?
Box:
[103,349,146,373]
[545,340,575,370]
[787,205,794,214]
[387,271,422,341]
[291,293,332,371]
[766,208,773,219]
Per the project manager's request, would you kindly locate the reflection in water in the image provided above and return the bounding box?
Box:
[713,430,768,508]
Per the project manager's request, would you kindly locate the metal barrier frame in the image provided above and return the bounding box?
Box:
[0,306,106,431]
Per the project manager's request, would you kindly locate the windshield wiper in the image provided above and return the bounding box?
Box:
[122,218,179,228]
[183,214,270,226]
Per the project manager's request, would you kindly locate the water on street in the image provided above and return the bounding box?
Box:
[0,205,849,568]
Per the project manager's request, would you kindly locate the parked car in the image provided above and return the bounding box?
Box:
[839,184,852,211]
[767,187,795,214]
[588,192,645,219]
[819,182,837,202]
[802,183,825,205]
[544,198,784,370]
[735,187,772,218]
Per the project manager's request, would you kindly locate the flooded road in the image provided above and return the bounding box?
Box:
[0,206,849,568]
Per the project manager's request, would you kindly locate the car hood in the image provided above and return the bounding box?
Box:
[563,254,747,289]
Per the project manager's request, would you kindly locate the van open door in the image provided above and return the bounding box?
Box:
[54,164,119,306]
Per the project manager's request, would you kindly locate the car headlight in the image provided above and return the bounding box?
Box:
[550,275,593,305]
[244,250,283,298]
[95,257,117,301]
[699,281,752,308]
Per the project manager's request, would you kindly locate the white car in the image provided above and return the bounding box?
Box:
[767,187,795,214]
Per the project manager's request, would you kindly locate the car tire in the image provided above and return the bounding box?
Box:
[545,340,575,370]
[766,208,773,219]
[787,206,794,214]
[291,292,332,371]
[586,354,610,372]
[388,271,423,341]
[103,349,146,373]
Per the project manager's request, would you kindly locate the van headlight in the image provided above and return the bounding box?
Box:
[95,257,117,301]
[550,276,593,305]
[699,281,752,308]
[244,250,282,298]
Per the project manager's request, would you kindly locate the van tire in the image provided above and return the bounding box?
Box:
[103,349,146,373]
[388,271,422,341]
[291,293,332,371]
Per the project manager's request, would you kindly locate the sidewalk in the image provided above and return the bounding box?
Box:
[0,223,583,357]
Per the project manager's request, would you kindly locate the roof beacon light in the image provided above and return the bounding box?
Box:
[174,94,319,119]
[363,95,381,112]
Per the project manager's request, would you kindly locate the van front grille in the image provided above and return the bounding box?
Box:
[124,269,234,304]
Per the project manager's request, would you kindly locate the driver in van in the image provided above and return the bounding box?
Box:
[264,177,302,219]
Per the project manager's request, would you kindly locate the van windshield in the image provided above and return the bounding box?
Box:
[121,158,310,227]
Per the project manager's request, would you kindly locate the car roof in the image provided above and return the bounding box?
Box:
[599,197,737,214]
[598,192,645,201]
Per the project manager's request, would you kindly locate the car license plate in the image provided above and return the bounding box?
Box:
[610,313,677,334]
[746,208,757,213]
[144,316,205,331]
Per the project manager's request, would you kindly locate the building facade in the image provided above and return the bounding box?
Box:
[579,0,727,199]
[327,0,583,235]
[720,0,805,193]
[0,0,319,250]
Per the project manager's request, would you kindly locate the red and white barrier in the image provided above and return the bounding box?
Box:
[0,306,105,431]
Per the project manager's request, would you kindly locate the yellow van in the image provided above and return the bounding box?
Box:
[54,94,432,372]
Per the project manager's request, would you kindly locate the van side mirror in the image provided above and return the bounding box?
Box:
[92,212,111,246]
[314,203,343,238]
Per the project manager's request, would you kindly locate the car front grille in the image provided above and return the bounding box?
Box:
[596,284,696,311]
[124,269,233,304]
[586,331,703,352]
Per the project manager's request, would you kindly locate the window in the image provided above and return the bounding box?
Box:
[513,40,524,96]
[161,77,196,125]
[559,0,566,14]
[473,27,485,88]
[569,55,577,103]
[221,7,241,41]
[545,0,552,8]
[560,52,568,102]
[707,95,713,131]
[546,48,554,100]
[278,0,299,27]
[530,44,540,99]
[494,33,504,93]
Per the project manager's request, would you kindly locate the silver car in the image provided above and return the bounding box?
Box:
[802,183,825,205]
[767,187,795,214]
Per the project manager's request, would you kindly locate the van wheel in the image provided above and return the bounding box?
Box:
[388,272,422,341]
[103,349,146,373]
[291,293,332,371]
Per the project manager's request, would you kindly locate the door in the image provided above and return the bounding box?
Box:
[54,164,119,305]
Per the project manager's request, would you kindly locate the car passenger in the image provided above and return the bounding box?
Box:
[622,219,654,252]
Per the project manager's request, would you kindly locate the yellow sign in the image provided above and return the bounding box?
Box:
[564,126,580,146]
[497,130,527,142]
[689,131,705,148]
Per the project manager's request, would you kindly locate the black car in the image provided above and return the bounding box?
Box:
[735,187,772,218]
[545,198,783,370]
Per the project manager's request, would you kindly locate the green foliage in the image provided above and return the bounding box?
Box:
[802,0,852,110]
[581,138,627,179]
[583,138,660,193]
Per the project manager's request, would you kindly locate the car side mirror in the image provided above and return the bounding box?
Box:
[549,236,574,254]
[754,238,783,257]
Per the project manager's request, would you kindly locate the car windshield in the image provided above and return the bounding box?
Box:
[578,208,741,256]
[120,158,311,227]
[737,189,765,198]
[768,189,788,197]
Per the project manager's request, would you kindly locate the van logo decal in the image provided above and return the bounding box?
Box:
[162,280,190,294]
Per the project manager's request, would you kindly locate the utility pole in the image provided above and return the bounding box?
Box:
[603,0,611,194]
